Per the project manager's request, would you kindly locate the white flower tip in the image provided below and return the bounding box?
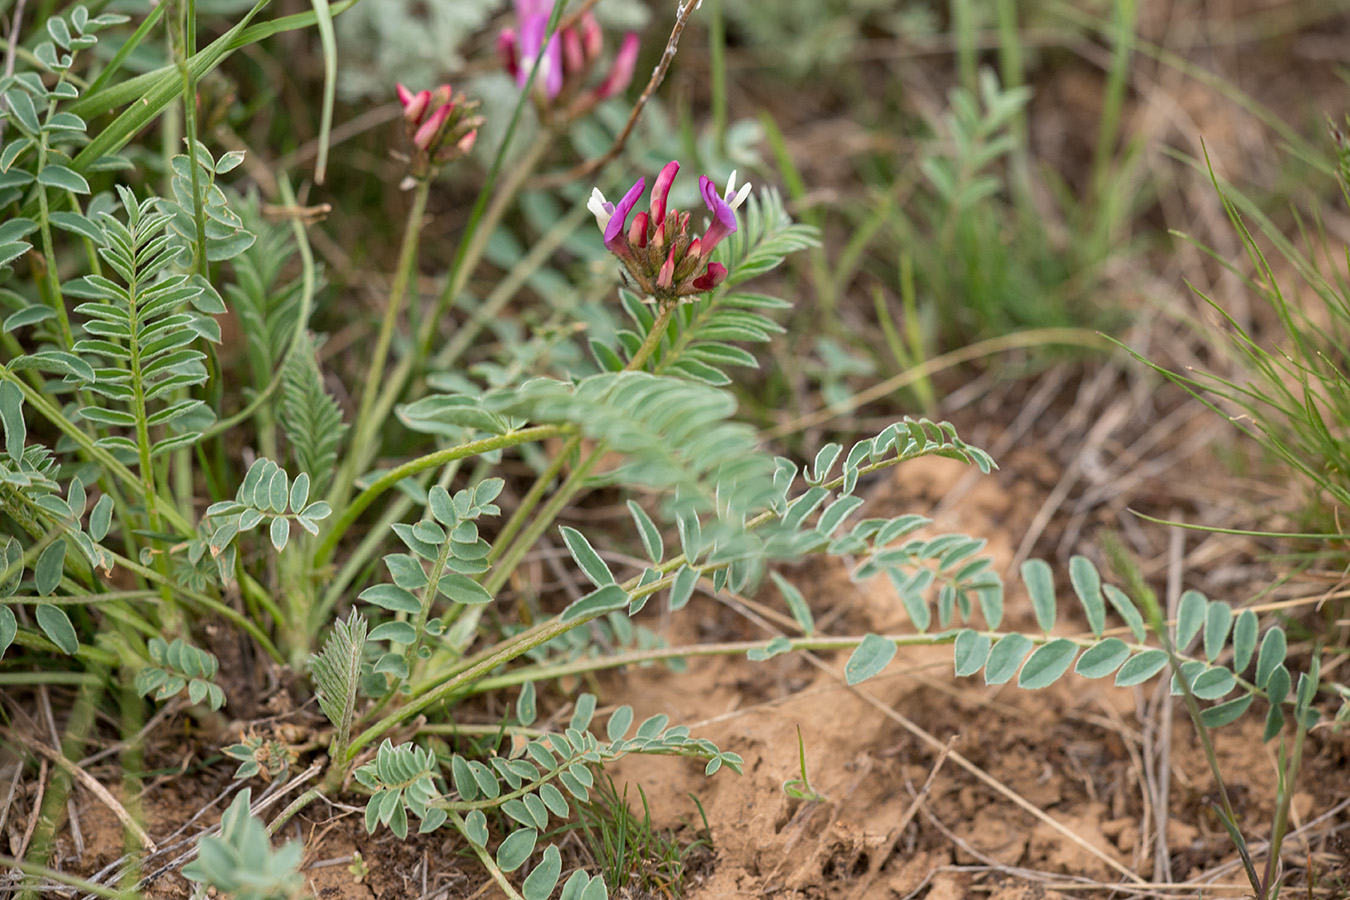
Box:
[586,187,613,229]
[730,181,753,211]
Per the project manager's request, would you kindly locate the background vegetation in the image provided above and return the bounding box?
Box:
[0,0,1347,898]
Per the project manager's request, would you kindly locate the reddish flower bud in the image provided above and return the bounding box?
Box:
[412,103,452,151]
[657,247,676,289]
[629,211,649,248]
[596,32,639,100]
[563,27,585,76]
[580,12,603,60]
[398,85,431,125]
[649,161,679,229]
[498,29,520,79]
[692,262,727,292]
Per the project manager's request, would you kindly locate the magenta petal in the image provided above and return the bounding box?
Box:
[603,177,646,247]
[518,14,558,93]
[518,14,544,71]
[649,161,679,227]
[516,0,551,19]
[697,174,738,255]
[692,262,727,292]
[542,32,563,97]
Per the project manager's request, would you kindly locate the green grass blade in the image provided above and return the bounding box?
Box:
[308,0,337,183]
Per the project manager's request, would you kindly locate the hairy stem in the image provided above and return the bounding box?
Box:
[484,301,677,593]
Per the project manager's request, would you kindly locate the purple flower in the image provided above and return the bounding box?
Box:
[601,177,646,253]
[697,175,738,256]
[516,0,564,99]
[589,162,750,302]
[499,4,640,116]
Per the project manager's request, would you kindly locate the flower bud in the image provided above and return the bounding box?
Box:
[596,33,639,100]
[589,162,750,302]
[580,13,603,61]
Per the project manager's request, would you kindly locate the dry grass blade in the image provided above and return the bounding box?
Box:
[2,728,156,853]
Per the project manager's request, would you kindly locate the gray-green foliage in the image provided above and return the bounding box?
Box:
[280,332,346,497]
[158,142,256,268]
[333,0,498,100]
[202,458,333,578]
[0,388,116,660]
[309,610,367,764]
[359,479,501,679]
[844,551,1311,741]
[228,196,323,379]
[355,691,741,900]
[135,636,226,710]
[0,6,129,209]
[67,187,220,457]
[183,789,304,900]
[491,372,775,523]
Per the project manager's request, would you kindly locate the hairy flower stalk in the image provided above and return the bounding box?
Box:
[395,83,483,180]
[589,162,751,303]
[499,1,639,121]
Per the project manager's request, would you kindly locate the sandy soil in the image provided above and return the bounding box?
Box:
[48,452,1350,900]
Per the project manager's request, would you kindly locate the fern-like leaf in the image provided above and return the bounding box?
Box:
[310,609,367,764]
[226,194,318,375]
[67,186,218,466]
[720,188,820,286]
[486,372,776,522]
[281,332,346,496]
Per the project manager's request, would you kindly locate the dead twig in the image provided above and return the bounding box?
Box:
[15,759,45,864]
[1,727,157,853]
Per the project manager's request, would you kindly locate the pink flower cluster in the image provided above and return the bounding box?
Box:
[499,1,639,119]
[588,161,752,302]
[396,83,482,177]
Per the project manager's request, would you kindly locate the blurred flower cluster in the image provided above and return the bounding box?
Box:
[499,1,639,121]
[395,83,483,179]
[589,161,751,303]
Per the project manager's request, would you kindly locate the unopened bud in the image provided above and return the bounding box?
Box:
[596,32,638,100]
[580,13,602,60]
[498,29,519,80]
[563,28,585,76]
[412,103,452,151]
